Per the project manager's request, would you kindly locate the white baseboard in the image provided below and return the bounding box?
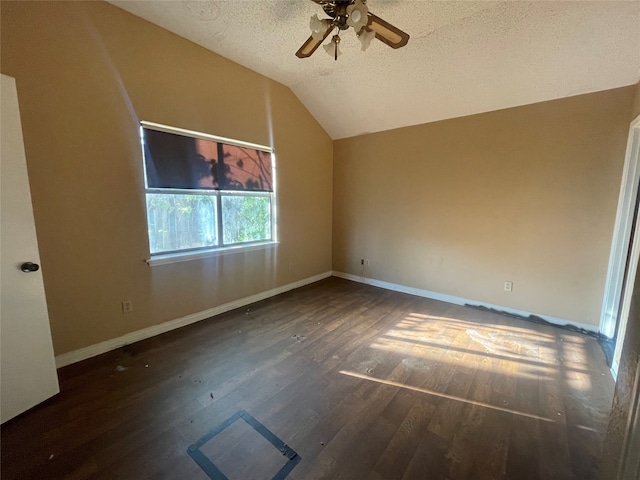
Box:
[57,270,599,368]
[332,271,599,334]
[55,271,332,368]
[611,360,620,380]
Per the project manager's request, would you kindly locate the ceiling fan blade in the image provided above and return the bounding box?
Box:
[365,12,409,49]
[296,24,334,58]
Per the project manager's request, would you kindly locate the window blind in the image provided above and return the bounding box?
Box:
[143,127,273,192]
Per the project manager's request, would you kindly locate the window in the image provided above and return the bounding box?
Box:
[141,122,276,258]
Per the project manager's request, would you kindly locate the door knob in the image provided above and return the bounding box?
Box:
[20,262,40,272]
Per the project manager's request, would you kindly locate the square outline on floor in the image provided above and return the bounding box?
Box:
[187,410,301,480]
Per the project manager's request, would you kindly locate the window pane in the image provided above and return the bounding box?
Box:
[146,193,217,254]
[221,195,271,245]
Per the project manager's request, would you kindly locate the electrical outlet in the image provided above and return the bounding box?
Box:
[122,300,133,313]
[288,262,294,271]
[504,281,513,292]
[365,259,370,266]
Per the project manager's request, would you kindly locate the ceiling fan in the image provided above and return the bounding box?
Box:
[296,0,410,60]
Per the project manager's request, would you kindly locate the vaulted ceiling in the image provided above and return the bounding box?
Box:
[109,1,640,139]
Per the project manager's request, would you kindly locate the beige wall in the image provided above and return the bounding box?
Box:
[333,87,635,326]
[1,0,635,356]
[0,1,333,355]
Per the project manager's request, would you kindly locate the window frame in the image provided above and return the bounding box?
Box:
[140,121,278,266]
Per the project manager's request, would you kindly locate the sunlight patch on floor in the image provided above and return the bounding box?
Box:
[369,313,594,387]
[370,336,555,380]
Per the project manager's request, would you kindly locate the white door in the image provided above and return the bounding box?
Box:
[1,74,59,423]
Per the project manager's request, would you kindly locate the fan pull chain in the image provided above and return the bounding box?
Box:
[332,34,341,61]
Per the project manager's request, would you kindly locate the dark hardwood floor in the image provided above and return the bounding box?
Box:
[1,277,614,479]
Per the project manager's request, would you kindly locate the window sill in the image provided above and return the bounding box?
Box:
[146,242,278,267]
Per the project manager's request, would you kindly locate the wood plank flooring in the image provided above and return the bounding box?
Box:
[1,277,615,479]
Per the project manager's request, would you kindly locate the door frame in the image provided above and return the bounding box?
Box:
[600,114,640,375]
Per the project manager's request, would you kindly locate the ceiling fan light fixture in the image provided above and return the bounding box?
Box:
[358,28,376,51]
[346,0,368,32]
[310,14,330,40]
[296,0,409,60]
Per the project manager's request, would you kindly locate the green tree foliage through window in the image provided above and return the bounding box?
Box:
[222,196,271,244]
[146,194,217,254]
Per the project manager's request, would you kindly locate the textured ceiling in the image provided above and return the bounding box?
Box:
[109,0,640,139]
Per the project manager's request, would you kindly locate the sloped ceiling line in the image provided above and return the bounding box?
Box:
[109,0,640,139]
